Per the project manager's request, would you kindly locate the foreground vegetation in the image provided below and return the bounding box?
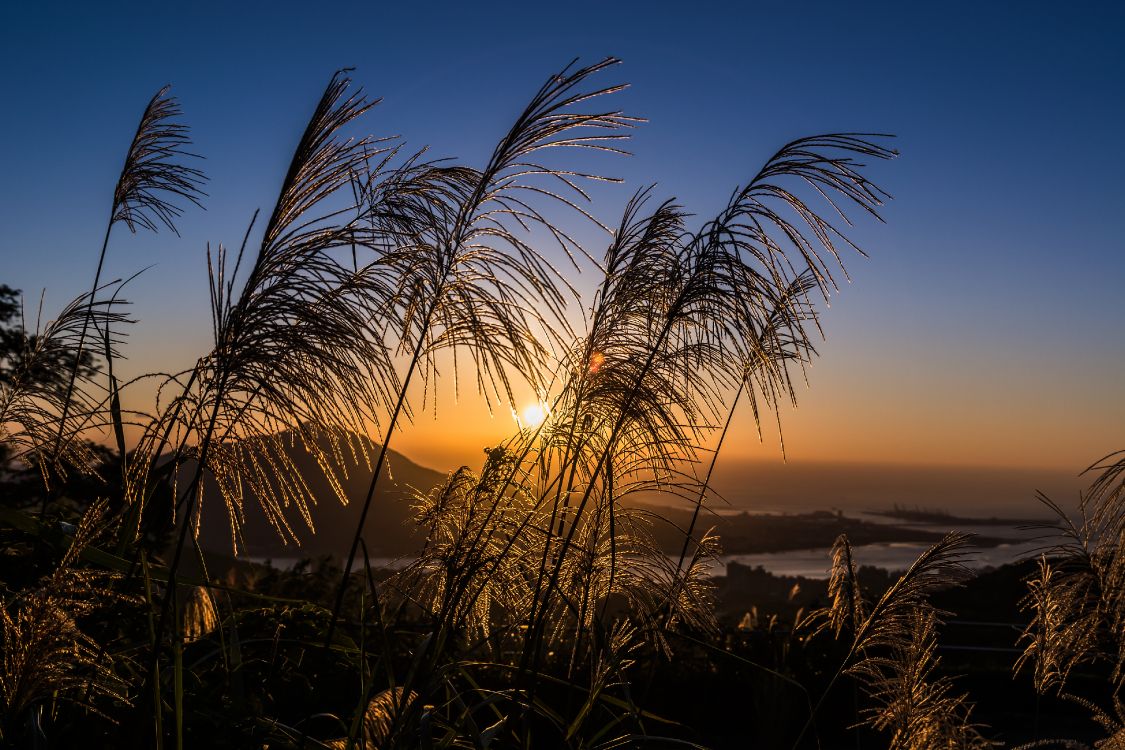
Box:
[1,61,1121,748]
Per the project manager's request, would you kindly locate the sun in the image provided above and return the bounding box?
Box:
[519,402,548,429]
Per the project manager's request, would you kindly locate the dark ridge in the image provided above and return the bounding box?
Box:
[191,429,448,559]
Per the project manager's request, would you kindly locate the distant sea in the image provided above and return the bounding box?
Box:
[250,512,1058,580]
[248,460,1081,578]
[708,511,1054,579]
[694,459,1081,577]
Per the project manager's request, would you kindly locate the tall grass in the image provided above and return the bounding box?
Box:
[6,60,1120,750]
[53,88,205,502]
[796,533,990,749]
[0,291,130,486]
[1012,450,1125,748]
[325,57,636,645]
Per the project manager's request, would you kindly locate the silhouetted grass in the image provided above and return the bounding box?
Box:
[1,60,1120,750]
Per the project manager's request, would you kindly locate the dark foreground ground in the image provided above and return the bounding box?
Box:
[202,550,1112,749]
[664,558,1109,748]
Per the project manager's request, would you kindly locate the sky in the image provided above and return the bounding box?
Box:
[1,1,1122,501]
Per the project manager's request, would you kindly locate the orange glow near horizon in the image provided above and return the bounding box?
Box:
[105,348,1120,481]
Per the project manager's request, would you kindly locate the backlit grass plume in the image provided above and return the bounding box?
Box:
[53,87,205,481]
[324,687,417,749]
[386,442,717,747]
[669,270,821,613]
[327,57,637,639]
[393,443,716,656]
[796,533,975,748]
[179,586,217,644]
[129,73,404,715]
[391,450,546,643]
[1013,694,1125,750]
[857,610,990,750]
[517,134,895,683]
[824,533,866,639]
[0,501,131,738]
[129,70,394,556]
[0,289,130,486]
[836,533,971,665]
[1017,448,1125,707]
[111,87,207,235]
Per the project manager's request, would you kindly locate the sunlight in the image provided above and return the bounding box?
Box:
[519,402,548,429]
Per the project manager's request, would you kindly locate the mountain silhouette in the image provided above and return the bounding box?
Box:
[192,430,449,560]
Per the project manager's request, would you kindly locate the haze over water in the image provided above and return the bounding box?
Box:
[634,459,1082,577]
[706,459,1086,518]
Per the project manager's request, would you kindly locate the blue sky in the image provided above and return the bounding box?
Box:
[1,0,1122,473]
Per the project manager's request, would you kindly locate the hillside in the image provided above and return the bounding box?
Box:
[192,441,1025,562]
[193,431,449,559]
[642,505,1016,555]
